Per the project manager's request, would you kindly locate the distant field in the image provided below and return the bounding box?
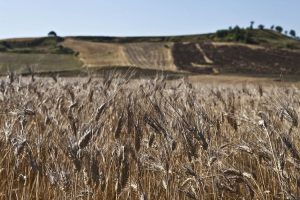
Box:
[63,39,176,71]
[63,39,130,67]
[0,53,82,74]
[123,42,175,70]
[0,29,300,76]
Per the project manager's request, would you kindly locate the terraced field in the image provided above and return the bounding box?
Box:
[63,39,176,71]
[123,42,175,70]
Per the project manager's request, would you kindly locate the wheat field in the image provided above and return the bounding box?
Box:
[0,74,299,200]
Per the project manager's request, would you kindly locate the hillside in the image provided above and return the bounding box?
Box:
[0,29,300,76]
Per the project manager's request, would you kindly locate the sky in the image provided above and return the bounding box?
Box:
[0,0,299,39]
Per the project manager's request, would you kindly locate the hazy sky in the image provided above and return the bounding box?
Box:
[0,0,299,39]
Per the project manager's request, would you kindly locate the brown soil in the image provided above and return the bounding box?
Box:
[200,42,300,74]
[172,42,213,73]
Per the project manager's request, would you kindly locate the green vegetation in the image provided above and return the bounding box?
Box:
[258,24,265,30]
[290,30,296,37]
[214,26,300,49]
[216,26,256,43]
[0,53,82,74]
[249,21,255,29]
[0,37,75,54]
[70,34,214,43]
[48,31,57,37]
[275,26,283,33]
[71,28,300,50]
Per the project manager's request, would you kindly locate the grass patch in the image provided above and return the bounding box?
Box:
[0,53,83,75]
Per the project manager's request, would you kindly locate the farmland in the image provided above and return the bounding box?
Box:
[1,29,300,76]
[0,75,300,199]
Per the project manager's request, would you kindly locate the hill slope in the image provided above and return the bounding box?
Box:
[0,29,300,76]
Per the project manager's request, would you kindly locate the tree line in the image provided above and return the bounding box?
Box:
[216,21,299,44]
[248,21,297,38]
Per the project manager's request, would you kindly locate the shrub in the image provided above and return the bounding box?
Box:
[216,29,229,38]
[258,24,265,30]
[48,31,57,37]
[275,26,283,33]
[290,30,296,37]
